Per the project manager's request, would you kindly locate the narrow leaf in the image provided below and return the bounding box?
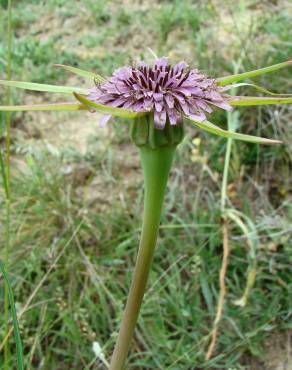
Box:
[0,80,88,95]
[186,117,282,144]
[0,103,87,112]
[200,273,214,315]
[73,92,146,118]
[230,96,292,106]
[223,83,292,96]
[0,150,9,197]
[0,260,24,370]
[217,60,292,85]
[54,64,106,82]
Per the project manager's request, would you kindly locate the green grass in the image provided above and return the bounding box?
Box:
[0,0,292,369]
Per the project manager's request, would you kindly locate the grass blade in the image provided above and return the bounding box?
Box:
[230,96,292,106]
[73,92,146,118]
[3,1,13,368]
[225,209,258,307]
[0,103,87,112]
[0,260,24,370]
[0,80,88,95]
[217,60,292,85]
[54,64,106,82]
[186,117,282,144]
[0,151,9,197]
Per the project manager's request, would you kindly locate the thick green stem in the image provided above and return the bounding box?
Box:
[109,145,175,370]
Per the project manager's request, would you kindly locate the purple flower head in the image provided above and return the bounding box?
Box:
[88,57,233,129]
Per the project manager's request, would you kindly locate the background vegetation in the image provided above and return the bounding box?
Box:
[0,0,291,369]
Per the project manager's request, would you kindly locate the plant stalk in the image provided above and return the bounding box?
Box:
[206,62,240,360]
[109,145,176,370]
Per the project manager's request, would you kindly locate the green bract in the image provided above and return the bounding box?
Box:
[73,92,146,118]
[54,64,105,81]
[217,60,292,85]
[0,79,88,95]
[187,117,281,144]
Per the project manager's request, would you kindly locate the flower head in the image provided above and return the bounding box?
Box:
[88,57,232,129]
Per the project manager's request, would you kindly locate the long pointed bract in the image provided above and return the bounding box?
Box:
[224,83,292,96]
[217,60,292,85]
[74,92,147,118]
[0,103,87,112]
[230,96,292,106]
[186,117,282,144]
[0,80,88,95]
[54,64,106,82]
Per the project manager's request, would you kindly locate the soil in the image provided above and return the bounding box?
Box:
[249,331,292,370]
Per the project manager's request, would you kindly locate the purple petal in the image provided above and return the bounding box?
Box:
[110,97,128,107]
[99,114,112,127]
[187,112,206,122]
[167,108,178,125]
[175,87,192,96]
[153,92,163,101]
[178,101,190,115]
[194,99,213,113]
[143,98,153,110]
[154,57,168,70]
[210,101,233,111]
[165,94,174,108]
[155,101,163,112]
[164,77,177,88]
[133,101,144,111]
[123,99,135,109]
[171,92,185,102]
[154,109,167,129]
[173,61,188,75]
